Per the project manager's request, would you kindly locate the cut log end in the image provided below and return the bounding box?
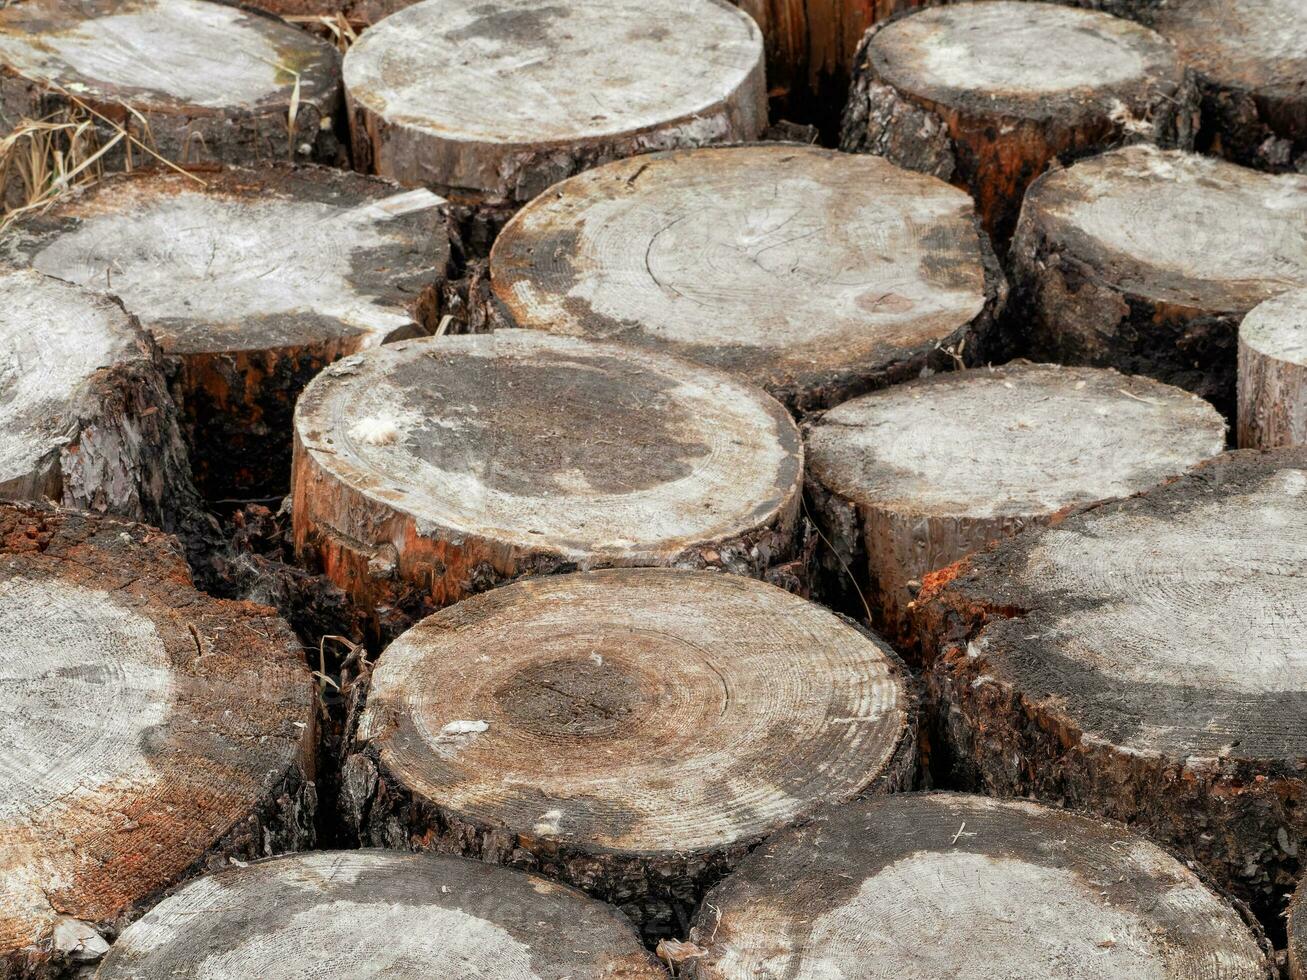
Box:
[291,330,803,616]
[0,503,315,978]
[491,145,1000,411]
[688,793,1271,979]
[97,851,664,979]
[806,361,1225,640]
[349,568,914,940]
[342,0,767,206]
[1238,288,1307,448]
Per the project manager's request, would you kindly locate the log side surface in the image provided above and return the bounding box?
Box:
[1292,873,1307,980]
[0,0,341,166]
[1238,288,1307,449]
[806,362,1226,642]
[97,850,665,979]
[685,793,1271,979]
[341,0,767,207]
[0,504,315,979]
[1010,145,1307,418]
[840,1,1192,246]
[345,568,915,940]
[291,330,804,617]
[490,145,1003,412]
[911,448,1307,917]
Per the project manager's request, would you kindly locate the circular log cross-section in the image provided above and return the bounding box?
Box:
[806,362,1226,645]
[344,568,915,942]
[490,145,1004,412]
[684,793,1272,979]
[839,1,1193,249]
[0,269,200,531]
[0,503,315,979]
[1238,288,1307,449]
[2,166,450,501]
[911,449,1307,919]
[0,0,341,168]
[291,330,804,620]
[1150,0,1307,172]
[98,851,665,979]
[1010,145,1307,420]
[342,0,767,226]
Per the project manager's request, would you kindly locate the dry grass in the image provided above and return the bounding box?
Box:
[286,13,361,54]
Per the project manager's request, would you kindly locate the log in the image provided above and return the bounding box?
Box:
[489,145,1006,413]
[1148,0,1307,172]
[683,793,1272,979]
[342,568,916,942]
[910,448,1307,922]
[1009,145,1307,421]
[341,0,767,247]
[0,503,316,979]
[806,361,1225,645]
[2,166,450,502]
[0,0,342,168]
[247,0,414,23]
[1238,288,1307,449]
[840,1,1195,250]
[0,268,202,533]
[1293,875,1307,980]
[291,330,804,622]
[96,850,665,979]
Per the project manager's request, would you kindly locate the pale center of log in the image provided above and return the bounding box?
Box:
[1240,288,1307,365]
[494,655,649,738]
[0,578,172,819]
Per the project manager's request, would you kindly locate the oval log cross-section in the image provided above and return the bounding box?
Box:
[1,166,450,501]
[684,793,1272,979]
[0,269,200,531]
[343,568,915,942]
[1238,288,1307,448]
[806,362,1226,645]
[1009,145,1307,420]
[0,503,315,979]
[1149,0,1306,172]
[0,0,341,167]
[490,145,1005,412]
[97,851,665,979]
[342,0,767,239]
[911,448,1307,920]
[291,330,804,621]
[840,1,1194,249]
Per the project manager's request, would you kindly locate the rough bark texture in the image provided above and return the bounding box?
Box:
[0,504,317,980]
[1,166,450,501]
[1238,288,1307,449]
[0,0,343,170]
[684,793,1273,979]
[490,144,1007,413]
[291,331,806,633]
[910,448,1307,928]
[1292,875,1307,980]
[341,569,917,943]
[840,1,1197,250]
[1008,145,1307,422]
[805,362,1225,646]
[97,851,665,979]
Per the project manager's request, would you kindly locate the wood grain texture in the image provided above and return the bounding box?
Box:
[97,850,664,979]
[343,568,916,941]
[0,0,342,167]
[1,166,450,500]
[806,361,1225,645]
[1238,288,1307,449]
[342,0,767,211]
[0,503,315,979]
[685,793,1272,979]
[911,448,1307,921]
[840,1,1195,248]
[291,330,804,623]
[490,145,1005,412]
[1009,145,1307,420]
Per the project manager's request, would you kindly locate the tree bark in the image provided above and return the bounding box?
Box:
[341,568,917,943]
[1238,288,1307,449]
[840,1,1196,250]
[0,503,316,980]
[1292,875,1307,980]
